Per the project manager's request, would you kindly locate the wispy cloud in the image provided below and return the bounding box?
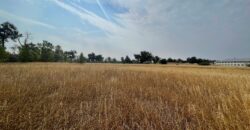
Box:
[53,0,121,34]
[96,0,110,20]
[0,9,55,29]
[1,0,249,59]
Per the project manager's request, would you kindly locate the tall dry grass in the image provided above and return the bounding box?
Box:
[0,63,250,129]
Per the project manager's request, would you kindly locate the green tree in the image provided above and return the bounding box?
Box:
[159,59,168,64]
[19,43,40,62]
[16,33,40,62]
[124,56,132,64]
[112,58,117,63]
[187,57,197,64]
[153,56,161,64]
[64,50,77,62]
[0,22,21,62]
[39,40,54,62]
[105,57,112,63]
[95,55,104,63]
[121,57,125,63]
[0,22,21,48]
[88,52,96,62]
[78,52,86,63]
[54,45,64,62]
[134,51,153,63]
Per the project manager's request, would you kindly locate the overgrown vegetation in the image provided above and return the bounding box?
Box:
[0,63,249,129]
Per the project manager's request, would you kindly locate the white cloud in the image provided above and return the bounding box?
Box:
[18,0,250,59]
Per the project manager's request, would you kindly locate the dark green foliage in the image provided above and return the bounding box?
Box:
[39,41,54,62]
[64,50,77,62]
[112,58,117,63]
[134,51,153,63]
[187,57,197,64]
[88,53,103,63]
[0,47,9,62]
[78,53,86,63]
[19,43,40,62]
[95,55,104,62]
[159,59,168,64]
[105,57,112,63]
[121,57,125,63]
[7,54,19,62]
[198,61,211,66]
[54,45,64,62]
[153,56,161,64]
[168,58,176,62]
[187,56,211,65]
[246,64,250,67]
[0,22,21,48]
[88,52,96,62]
[124,56,132,63]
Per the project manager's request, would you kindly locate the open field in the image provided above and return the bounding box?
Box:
[0,63,250,129]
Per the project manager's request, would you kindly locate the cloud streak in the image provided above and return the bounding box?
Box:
[0,9,55,29]
[53,0,122,35]
[96,0,110,20]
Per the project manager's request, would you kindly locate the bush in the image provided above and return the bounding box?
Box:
[159,59,168,64]
[247,64,250,67]
[0,47,9,62]
[198,61,211,66]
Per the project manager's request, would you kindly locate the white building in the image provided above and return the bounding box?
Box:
[215,58,250,67]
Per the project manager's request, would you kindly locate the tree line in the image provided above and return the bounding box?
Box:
[0,21,213,65]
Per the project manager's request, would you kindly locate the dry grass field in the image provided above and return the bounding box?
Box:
[0,63,250,130]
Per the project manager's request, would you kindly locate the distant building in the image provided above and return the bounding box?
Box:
[215,58,250,67]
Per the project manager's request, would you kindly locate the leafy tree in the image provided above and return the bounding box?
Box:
[95,55,104,62]
[39,40,54,62]
[78,52,86,63]
[0,22,21,48]
[54,45,64,62]
[134,54,141,63]
[134,51,153,63]
[177,58,184,63]
[121,57,125,63]
[17,33,40,62]
[88,52,96,62]
[198,61,211,66]
[19,43,40,62]
[167,58,176,62]
[64,50,77,62]
[159,59,168,64]
[112,58,117,63]
[153,56,161,64]
[187,57,197,64]
[105,57,112,63]
[124,56,132,63]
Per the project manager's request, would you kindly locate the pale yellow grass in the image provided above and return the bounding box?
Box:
[0,63,250,129]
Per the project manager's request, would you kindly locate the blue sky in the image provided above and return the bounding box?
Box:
[0,0,250,59]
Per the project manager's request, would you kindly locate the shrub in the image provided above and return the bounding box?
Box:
[198,61,211,66]
[159,59,168,64]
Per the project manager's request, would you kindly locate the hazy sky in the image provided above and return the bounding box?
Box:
[0,0,249,59]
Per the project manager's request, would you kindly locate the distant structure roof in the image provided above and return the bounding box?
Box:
[217,58,250,62]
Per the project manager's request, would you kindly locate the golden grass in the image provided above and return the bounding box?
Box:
[0,63,250,129]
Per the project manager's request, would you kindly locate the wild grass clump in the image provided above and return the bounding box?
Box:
[0,63,250,129]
